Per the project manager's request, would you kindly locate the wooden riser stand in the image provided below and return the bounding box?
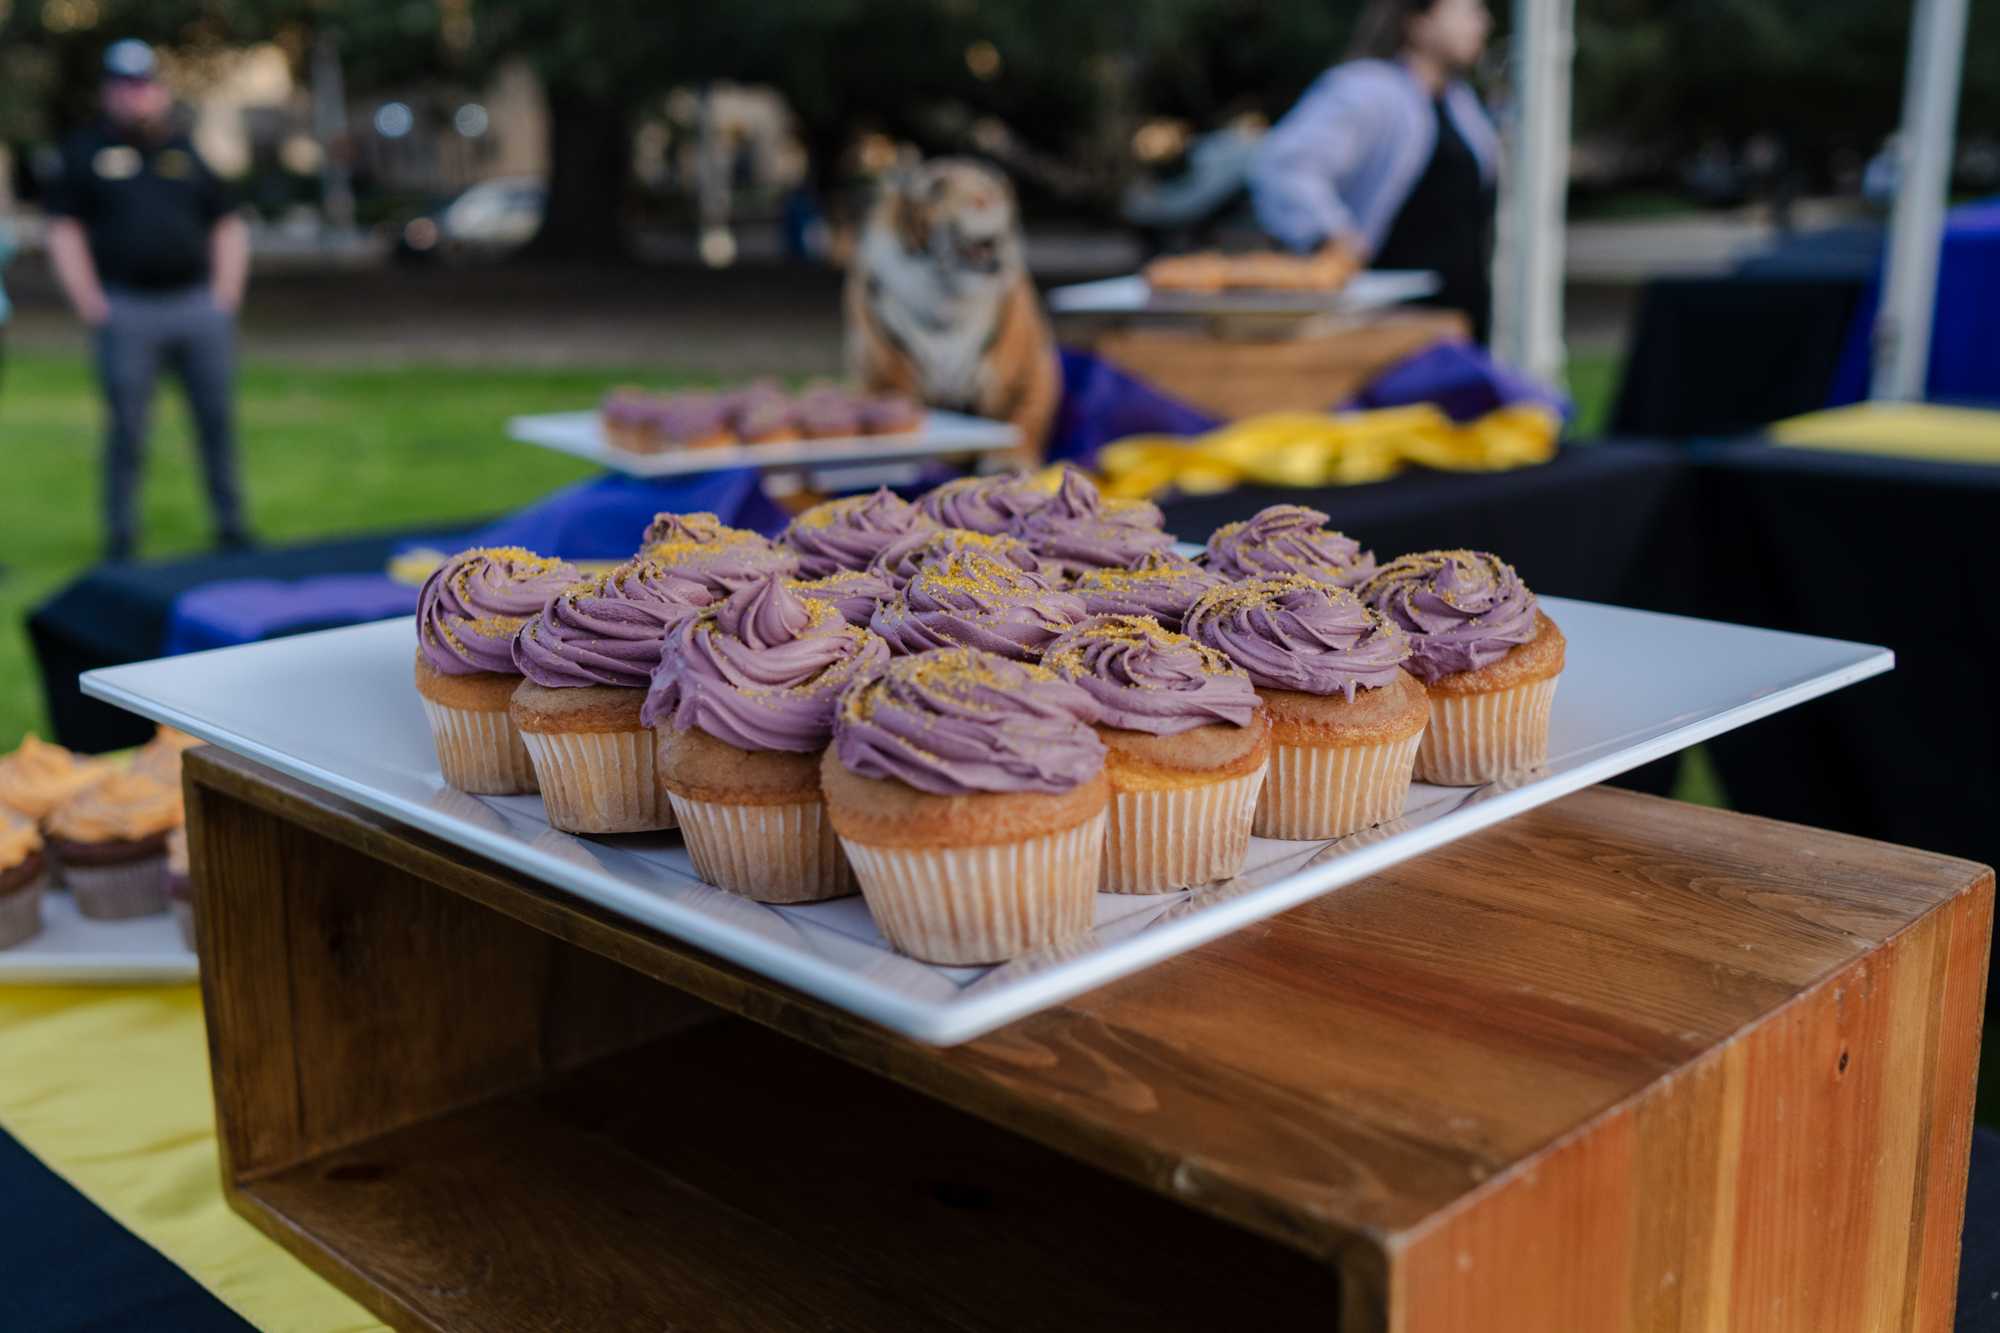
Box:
[184,748,1990,1332]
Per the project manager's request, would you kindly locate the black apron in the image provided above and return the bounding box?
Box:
[1371,98,1496,344]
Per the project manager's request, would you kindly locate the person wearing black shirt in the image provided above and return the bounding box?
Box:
[1252,0,1499,342]
[45,39,252,563]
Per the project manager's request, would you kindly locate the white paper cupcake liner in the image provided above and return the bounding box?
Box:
[421,698,539,795]
[668,794,852,903]
[171,898,197,952]
[1255,731,1423,841]
[67,856,168,920]
[521,729,675,834]
[0,876,46,949]
[1417,674,1561,786]
[842,812,1106,965]
[1103,762,1268,894]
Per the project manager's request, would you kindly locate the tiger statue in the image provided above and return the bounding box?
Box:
[844,158,1060,464]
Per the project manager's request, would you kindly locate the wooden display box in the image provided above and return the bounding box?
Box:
[184,748,1990,1332]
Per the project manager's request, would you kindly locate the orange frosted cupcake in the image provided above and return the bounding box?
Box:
[0,809,48,949]
[0,735,109,824]
[165,825,195,950]
[46,772,182,919]
[1363,551,1565,785]
[1187,576,1425,840]
[824,648,1109,964]
[129,724,201,788]
[414,547,580,794]
[1042,616,1268,893]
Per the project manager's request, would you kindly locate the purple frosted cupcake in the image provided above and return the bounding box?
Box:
[1186,575,1425,840]
[1071,550,1228,632]
[859,395,923,435]
[1016,470,1174,578]
[642,511,800,596]
[721,380,797,443]
[794,388,863,439]
[868,526,1045,590]
[916,472,1051,535]
[782,487,938,577]
[1203,504,1377,588]
[510,559,712,833]
[643,394,733,450]
[823,647,1110,964]
[600,386,655,452]
[644,575,888,902]
[1361,550,1565,785]
[414,546,581,794]
[1043,615,1269,892]
[791,568,896,627]
[870,549,1087,660]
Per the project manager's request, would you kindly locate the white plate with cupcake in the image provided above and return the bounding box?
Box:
[81,478,1892,1042]
[511,382,1019,478]
[0,731,200,984]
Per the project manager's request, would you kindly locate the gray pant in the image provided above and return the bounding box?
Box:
[94,285,246,554]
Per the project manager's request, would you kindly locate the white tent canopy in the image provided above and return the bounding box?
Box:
[1494,0,1968,402]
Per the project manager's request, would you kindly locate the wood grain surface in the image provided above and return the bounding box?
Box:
[185,748,1991,1332]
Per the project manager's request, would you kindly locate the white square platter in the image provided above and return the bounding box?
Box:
[81,601,1890,1044]
[507,408,1018,478]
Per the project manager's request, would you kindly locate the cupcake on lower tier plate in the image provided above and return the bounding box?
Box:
[1363,550,1565,785]
[0,734,109,825]
[1043,615,1269,893]
[0,810,48,949]
[1186,576,1425,840]
[644,575,887,902]
[45,772,182,919]
[128,724,202,788]
[414,546,580,794]
[164,825,194,950]
[511,559,709,833]
[824,647,1109,964]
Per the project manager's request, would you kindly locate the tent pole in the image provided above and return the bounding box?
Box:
[1872,0,1969,401]
[1497,0,1573,384]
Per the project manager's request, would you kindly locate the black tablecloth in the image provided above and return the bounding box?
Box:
[0,1128,254,1332]
[1611,276,1865,439]
[1691,442,2000,870]
[2,1120,1994,1330]
[29,523,483,754]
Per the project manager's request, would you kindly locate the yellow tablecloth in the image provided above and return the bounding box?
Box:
[1770,402,2000,465]
[0,985,384,1333]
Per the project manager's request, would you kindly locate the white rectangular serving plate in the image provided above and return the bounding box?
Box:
[507,408,1019,478]
[82,603,1890,1044]
[0,891,195,985]
[1046,269,1442,318]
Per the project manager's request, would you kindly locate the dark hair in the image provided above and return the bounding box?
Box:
[1347,0,1440,60]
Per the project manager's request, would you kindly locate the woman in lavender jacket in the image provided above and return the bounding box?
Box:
[1249,0,1499,340]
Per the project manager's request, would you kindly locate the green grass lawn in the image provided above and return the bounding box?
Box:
[0,350,646,749]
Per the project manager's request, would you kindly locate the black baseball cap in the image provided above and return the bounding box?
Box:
[103,39,159,81]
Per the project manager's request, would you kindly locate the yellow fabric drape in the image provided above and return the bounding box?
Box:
[1094,403,1561,501]
[0,985,386,1332]
[1769,403,2000,465]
